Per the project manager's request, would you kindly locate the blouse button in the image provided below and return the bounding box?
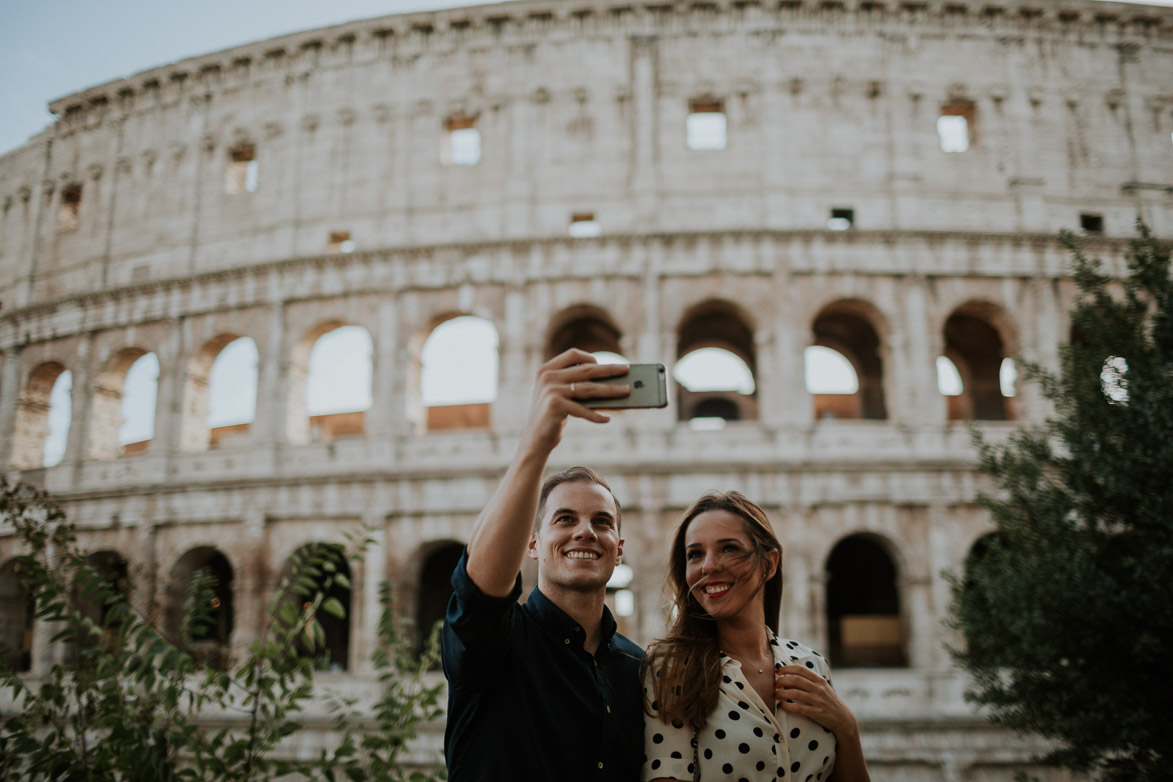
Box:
[564,638,571,645]
[597,762,604,769]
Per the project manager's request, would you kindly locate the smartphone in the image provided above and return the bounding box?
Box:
[585,363,669,409]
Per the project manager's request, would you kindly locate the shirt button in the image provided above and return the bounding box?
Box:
[564,638,570,645]
[597,762,604,769]
[606,705,611,713]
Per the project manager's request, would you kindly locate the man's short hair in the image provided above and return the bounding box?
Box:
[535,466,622,532]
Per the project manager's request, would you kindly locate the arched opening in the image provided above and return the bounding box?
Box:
[0,559,35,672]
[942,307,1014,421]
[825,535,906,667]
[12,362,71,469]
[280,543,351,672]
[675,301,758,427]
[805,346,861,420]
[545,306,624,359]
[71,550,131,661]
[305,325,373,443]
[416,541,465,664]
[420,315,498,431]
[166,547,234,669]
[88,349,158,459]
[207,337,259,448]
[958,532,1010,663]
[811,302,887,420]
[182,335,258,451]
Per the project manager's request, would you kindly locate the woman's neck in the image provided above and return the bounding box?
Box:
[716,615,771,671]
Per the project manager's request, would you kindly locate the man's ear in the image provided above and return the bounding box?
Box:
[616,538,625,564]
[526,530,539,561]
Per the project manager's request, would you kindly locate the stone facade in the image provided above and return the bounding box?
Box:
[2,0,1172,778]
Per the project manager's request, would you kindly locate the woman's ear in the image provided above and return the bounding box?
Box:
[763,548,780,580]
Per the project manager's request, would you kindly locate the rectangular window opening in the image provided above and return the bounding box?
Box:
[1080,213,1104,236]
[938,101,975,152]
[686,99,727,151]
[443,116,481,166]
[827,207,854,231]
[327,230,356,253]
[58,183,82,231]
[225,144,259,194]
[568,212,602,238]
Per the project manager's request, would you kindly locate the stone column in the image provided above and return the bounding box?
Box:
[152,319,186,458]
[774,293,810,429]
[252,301,289,448]
[903,573,934,670]
[897,278,945,426]
[367,298,401,441]
[0,349,21,468]
[61,337,93,481]
[357,510,387,675]
[497,281,533,433]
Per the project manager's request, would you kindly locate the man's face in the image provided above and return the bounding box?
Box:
[527,481,624,595]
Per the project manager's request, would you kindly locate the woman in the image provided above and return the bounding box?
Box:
[642,491,869,782]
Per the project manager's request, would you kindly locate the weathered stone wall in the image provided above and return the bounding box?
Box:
[2,0,1171,778]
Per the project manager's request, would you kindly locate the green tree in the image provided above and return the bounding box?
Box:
[0,476,446,781]
[947,223,1173,781]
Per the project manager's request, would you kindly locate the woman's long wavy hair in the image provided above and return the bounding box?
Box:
[642,491,783,730]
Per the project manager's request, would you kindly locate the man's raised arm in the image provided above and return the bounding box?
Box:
[465,349,629,597]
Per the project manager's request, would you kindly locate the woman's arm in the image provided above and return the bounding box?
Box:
[775,665,871,782]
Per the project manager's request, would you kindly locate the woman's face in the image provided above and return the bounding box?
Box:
[683,509,778,624]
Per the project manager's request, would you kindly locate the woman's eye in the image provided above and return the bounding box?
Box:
[686,550,701,560]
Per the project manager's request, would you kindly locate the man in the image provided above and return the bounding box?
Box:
[442,349,645,782]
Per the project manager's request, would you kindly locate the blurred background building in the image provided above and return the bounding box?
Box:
[2,0,1172,777]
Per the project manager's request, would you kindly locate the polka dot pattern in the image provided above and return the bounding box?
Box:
[642,635,839,781]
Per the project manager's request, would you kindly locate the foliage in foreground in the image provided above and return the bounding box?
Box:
[0,476,445,781]
[947,223,1173,781]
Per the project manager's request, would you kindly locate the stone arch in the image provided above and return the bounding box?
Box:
[824,532,907,668]
[11,361,71,469]
[165,546,234,670]
[545,304,625,360]
[87,348,157,460]
[278,542,352,672]
[415,540,464,663]
[810,299,888,420]
[942,301,1017,421]
[0,558,35,672]
[674,299,758,425]
[180,334,258,451]
[286,321,372,444]
[414,313,499,432]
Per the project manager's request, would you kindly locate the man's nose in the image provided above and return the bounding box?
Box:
[573,520,597,539]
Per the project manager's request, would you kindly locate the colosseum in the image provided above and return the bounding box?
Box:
[2,0,1171,777]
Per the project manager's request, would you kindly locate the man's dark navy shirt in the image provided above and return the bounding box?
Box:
[442,550,644,782]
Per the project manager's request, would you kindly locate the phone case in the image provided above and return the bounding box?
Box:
[586,364,669,409]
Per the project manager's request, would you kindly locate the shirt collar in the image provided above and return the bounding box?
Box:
[525,585,619,651]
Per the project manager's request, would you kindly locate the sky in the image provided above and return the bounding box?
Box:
[3,0,1173,156]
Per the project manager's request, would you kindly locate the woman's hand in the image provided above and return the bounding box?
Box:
[774,665,859,741]
[776,665,871,781]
